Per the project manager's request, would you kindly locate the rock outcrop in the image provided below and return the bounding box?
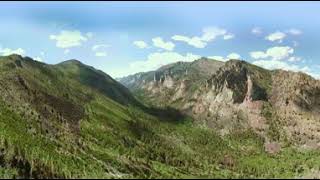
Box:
[120,58,320,150]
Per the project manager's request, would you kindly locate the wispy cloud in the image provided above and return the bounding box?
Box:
[92,44,109,57]
[287,28,302,35]
[133,41,149,49]
[252,27,262,35]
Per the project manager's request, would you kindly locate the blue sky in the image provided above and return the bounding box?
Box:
[0,1,319,78]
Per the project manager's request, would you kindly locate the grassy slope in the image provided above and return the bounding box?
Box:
[1,56,320,178]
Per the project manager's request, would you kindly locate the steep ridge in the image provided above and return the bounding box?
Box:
[55,59,141,107]
[120,58,320,150]
[119,57,224,108]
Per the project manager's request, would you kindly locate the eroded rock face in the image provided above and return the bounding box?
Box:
[120,58,225,108]
[120,58,320,149]
[163,74,175,89]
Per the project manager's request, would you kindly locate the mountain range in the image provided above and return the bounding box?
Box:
[0,54,320,178]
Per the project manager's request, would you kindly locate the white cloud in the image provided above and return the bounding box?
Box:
[34,56,43,62]
[133,41,149,49]
[287,28,302,35]
[152,37,175,51]
[208,52,241,62]
[227,53,241,59]
[92,44,109,51]
[253,59,301,71]
[250,51,268,59]
[265,31,286,43]
[0,48,25,56]
[95,52,107,57]
[201,27,227,41]
[266,46,294,60]
[208,56,227,62]
[252,27,262,35]
[40,51,45,56]
[172,35,206,48]
[288,56,302,62]
[50,30,88,48]
[223,34,234,40]
[171,27,231,48]
[92,44,109,57]
[252,59,319,79]
[250,46,294,61]
[293,41,299,47]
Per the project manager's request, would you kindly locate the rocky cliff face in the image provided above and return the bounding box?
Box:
[119,57,224,108]
[120,58,320,150]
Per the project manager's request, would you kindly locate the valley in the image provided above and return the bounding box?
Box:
[0,54,320,178]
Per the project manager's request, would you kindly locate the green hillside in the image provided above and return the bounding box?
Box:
[1,55,320,179]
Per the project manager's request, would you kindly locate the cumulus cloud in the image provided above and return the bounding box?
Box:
[152,37,175,51]
[171,27,232,48]
[50,30,88,48]
[250,46,294,61]
[34,56,43,62]
[0,48,25,56]
[265,31,286,43]
[250,51,268,59]
[252,59,319,79]
[253,60,300,71]
[92,44,109,57]
[250,46,318,79]
[208,52,241,62]
[201,27,227,41]
[133,41,149,49]
[287,28,302,35]
[288,56,302,62]
[227,53,241,59]
[266,46,294,60]
[208,56,227,62]
[252,27,262,35]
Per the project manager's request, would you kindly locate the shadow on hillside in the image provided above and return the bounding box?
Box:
[143,106,187,123]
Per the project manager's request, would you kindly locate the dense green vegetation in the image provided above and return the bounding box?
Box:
[1,55,320,178]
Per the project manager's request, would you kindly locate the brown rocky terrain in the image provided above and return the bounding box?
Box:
[119,58,320,151]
